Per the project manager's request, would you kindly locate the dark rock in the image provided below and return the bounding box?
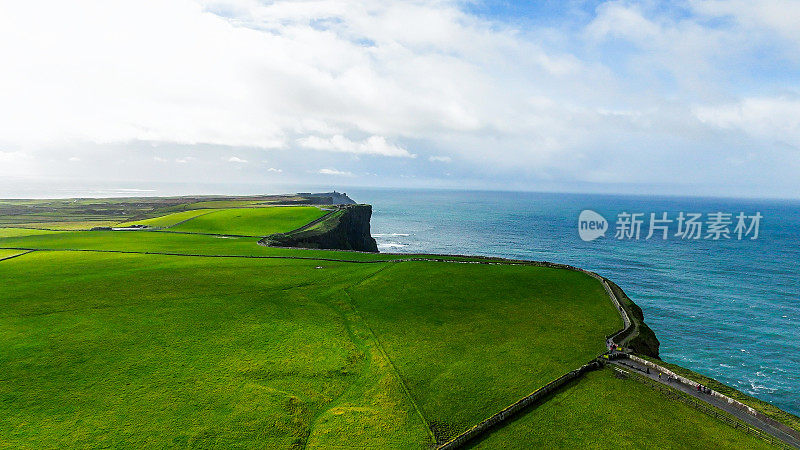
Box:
[607,279,661,358]
[262,204,378,252]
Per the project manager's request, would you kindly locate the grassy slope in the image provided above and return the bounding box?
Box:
[116,209,213,228]
[168,207,327,236]
[186,200,292,209]
[0,229,506,262]
[0,251,429,448]
[12,221,120,230]
[0,243,619,447]
[470,368,775,449]
[0,228,62,238]
[347,262,620,441]
[0,249,27,259]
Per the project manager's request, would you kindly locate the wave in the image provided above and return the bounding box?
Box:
[378,242,408,249]
[373,233,411,237]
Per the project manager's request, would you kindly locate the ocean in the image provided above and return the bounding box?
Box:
[348,188,800,416]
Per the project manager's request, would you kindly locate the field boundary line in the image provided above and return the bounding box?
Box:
[617,366,792,449]
[280,207,339,235]
[0,249,35,262]
[437,360,603,449]
[159,209,218,229]
[302,288,375,449]
[620,356,800,448]
[341,287,438,446]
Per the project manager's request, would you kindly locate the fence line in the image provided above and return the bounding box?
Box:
[629,355,800,446]
[436,361,602,449]
[625,369,791,449]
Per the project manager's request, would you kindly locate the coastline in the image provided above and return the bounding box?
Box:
[281,204,800,445]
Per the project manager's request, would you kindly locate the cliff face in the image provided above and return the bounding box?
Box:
[607,279,661,358]
[261,204,379,252]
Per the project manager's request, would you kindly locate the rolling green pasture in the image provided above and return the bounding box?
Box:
[185,200,288,209]
[117,209,213,228]
[0,228,63,238]
[347,262,619,441]
[0,252,428,448]
[470,368,774,449]
[0,248,619,447]
[167,207,327,236]
[0,228,541,264]
[0,229,393,261]
[13,220,119,230]
[0,249,27,259]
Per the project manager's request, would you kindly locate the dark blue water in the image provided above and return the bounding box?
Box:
[349,188,800,415]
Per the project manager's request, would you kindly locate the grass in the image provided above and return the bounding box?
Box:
[12,221,119,230]
[0,229,395,261]
[0,249,27,259]
[0,225,528,263]
[0,228,63,238]
[469,367,776,449]
[346,262,620,441]
[1,197,789,448]
[0,246,619,447]
[167,207,327,236]
[185,200,289,209]
[637,354,800,433]
[0,251,421,448]
[116,209,213,228]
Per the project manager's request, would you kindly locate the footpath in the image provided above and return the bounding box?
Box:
[611,357,800,449]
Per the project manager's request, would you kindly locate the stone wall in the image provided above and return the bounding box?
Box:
[629,355,800,441]
[437,361,602,449]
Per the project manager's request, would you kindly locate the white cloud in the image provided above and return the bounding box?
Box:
[0,151,34,177]
[694,97,800,148]
[0,151,31,163]
[0,1,798,195]
[153,156,169,163]
[68,156,81,162]
[429,155,452,163]
[267,167,283,173]
[691,0,800,52]
[0,0,587,165]
[298,135,414,158]
[175,156,196,163]
[227,156,248,163]
[318,168,354,176]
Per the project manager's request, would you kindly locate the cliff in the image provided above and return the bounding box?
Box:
[606,279,661,358]
[260,204,379,252]
[296,191,357,205]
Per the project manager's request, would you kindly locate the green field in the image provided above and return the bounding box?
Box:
[167,207,328,236]
[0,249,617,447]
[0,196,789,448]
[0,228,487,262]
[0,228,62,238]
[117,209,213,228]
[470,368,774,449]
[0,252,398,447]
[636,355,800,434]
[347,262,618,440]
[13,220,120,230]
[0,249,27,259]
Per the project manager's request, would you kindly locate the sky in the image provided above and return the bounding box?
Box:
[1,0,799,198]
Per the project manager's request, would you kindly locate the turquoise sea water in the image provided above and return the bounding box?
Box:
[349,188,800,416]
